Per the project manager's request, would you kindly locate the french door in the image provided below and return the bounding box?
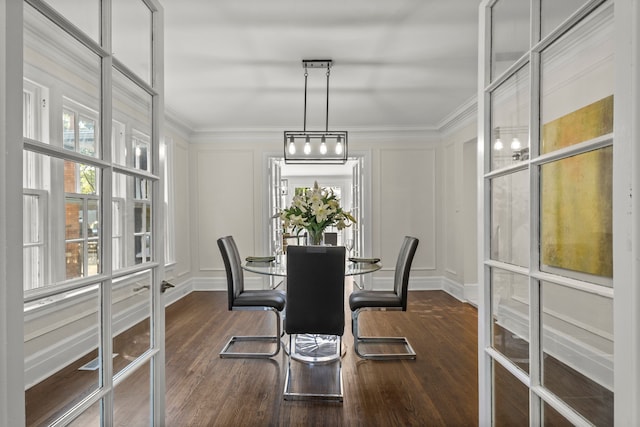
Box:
[478,1,617,425]
[21,0,166,425]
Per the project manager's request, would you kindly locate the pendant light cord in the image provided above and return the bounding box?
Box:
[303,66,308,132]
[325,66,330,132]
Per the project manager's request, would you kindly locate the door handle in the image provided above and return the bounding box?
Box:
[160,280,175,293]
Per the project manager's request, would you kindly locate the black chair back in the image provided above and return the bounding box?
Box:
[217,236,245,310]
[285,245,346,336]
[324,232,338,246]
[393,236,419,311]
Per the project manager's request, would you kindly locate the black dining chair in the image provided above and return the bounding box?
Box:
[349,236,419,360]
[283,245,346,401]
[217,236,286,358]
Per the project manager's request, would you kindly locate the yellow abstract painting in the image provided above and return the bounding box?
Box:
[540,95,613,278]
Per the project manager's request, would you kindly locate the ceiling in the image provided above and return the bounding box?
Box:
[161,0,481,134]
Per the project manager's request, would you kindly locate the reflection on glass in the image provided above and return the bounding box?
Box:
[63,109,76,150]
[65,192,101,279]
[491,0,530,80]
[78,116,97,156]
[113,199,124,270]
[541,281,613,425]
[541,0,591,39]
[66,241,84,279]
[490,170,529,267]
[540,148,613,282]
[113,270,152,376]
[24,4,101,148]
[65,198,83,239]
[63,161,98,195]
[44,0,100,42]
[68,398,101,426]
[24,286,101,426]
[540,8,613,152]
[491,269,530,373]
[113,172,153,269]
[493,360,529,426]
[490,66,530,170]
[113,0,152,83]
[543,402,574,427]
[134,136,150,172]
[114,360,151,426]
[112,69,152,169]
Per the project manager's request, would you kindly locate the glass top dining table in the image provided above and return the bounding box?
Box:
[242,258,381,363]
[242,259,382,277]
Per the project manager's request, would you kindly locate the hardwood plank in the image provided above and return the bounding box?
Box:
[27,288,482,426]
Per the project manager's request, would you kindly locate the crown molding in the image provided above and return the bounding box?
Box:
[437,95,478,137]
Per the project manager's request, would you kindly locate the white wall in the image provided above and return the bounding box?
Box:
[184,130,471,293]
[440,116,479,303]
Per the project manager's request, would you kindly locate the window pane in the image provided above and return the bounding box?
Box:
[43,0,100,42]
[541,0,591,39]
[490,66,529,170]
[491,269,530,373]
[114,361,151,426]
[113,199,124,270]
[24,194,41,244]
[493,360,529,425]
[491,0,530,80]
[24,4,101,148]
[113,270,152,376]
[68,398,101,426]
[540,148,613,283]
[113,0,152,83]
[113,172,153,269]
[112,69,152,169]
[65,198,83,240]
[541,281,613,425]
[66,241,84,279]
[24,286,101,426]
[78,115,97,156]
[87,199,100,276]
[490,170,529,267]
[65,161,98,195]
[540,9,613,154]
[63,109,76,150]
[543,403,574,426]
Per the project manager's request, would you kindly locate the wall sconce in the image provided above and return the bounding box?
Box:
[284,60,348,164]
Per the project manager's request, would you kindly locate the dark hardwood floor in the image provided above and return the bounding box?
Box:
[24,281,614,426]
[26,284,480,426]
[161,285,480,426]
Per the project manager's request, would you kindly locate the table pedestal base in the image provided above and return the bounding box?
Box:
[287,334,344,364]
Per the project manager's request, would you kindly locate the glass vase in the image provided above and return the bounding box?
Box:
[307,229,324,245]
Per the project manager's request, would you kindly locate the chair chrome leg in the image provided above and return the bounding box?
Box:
[352,309,416,360]
[219,308,281,358]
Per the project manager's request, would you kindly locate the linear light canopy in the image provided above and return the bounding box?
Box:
[284,60,348,164]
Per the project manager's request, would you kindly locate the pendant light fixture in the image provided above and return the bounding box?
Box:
[284,60,348,164]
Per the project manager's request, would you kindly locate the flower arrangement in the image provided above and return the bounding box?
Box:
[278,181,356,245]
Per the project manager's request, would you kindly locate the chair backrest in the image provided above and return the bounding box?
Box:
[393,236,419,311]
[324,232,338,246]
[285,245,346,336]
[217,236,245,310]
